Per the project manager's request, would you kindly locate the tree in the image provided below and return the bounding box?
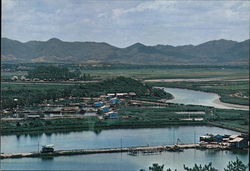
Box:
[224,157,248,171]
[183,163,218,171]
[149,163,164,171]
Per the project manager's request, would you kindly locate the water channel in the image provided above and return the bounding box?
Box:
[163,87,249,110]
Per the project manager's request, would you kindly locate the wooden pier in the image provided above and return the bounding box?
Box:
[0,143,231,159]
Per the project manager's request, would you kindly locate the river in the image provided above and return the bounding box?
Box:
[162,87,249,110]
[1,126,249,170]
[1,126,239,154]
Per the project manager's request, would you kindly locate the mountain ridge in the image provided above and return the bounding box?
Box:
[1,37,249,64]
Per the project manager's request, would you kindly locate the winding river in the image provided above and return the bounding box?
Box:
[162,87,249,110]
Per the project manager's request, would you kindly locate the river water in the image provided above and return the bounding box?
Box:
[1,126,249,170]
[163,87,249,110]
[1,126,239,154]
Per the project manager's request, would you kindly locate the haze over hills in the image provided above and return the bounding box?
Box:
[1,38,249,65]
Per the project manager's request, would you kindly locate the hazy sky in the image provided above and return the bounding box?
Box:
[2,0,249,47]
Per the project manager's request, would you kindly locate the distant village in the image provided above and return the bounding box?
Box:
[1,91,138,121]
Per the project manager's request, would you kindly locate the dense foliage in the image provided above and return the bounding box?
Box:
[27,66,86,80]
[224,157,248,171]
[2,77,150,109]
[141,158,248,171]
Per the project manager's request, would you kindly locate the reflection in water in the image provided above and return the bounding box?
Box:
[2,126,239,154]
[1,149,248,170]
[41,156,54,161]
[45,132,52,137]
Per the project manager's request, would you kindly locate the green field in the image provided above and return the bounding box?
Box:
[2,66,249,80]
[82,68,249,80]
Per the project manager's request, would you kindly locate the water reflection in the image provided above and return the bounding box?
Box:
[41,156,54,161]
[2,126,239,154]
[1,149,248,170]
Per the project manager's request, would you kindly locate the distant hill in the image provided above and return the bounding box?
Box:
[1,38,249,65]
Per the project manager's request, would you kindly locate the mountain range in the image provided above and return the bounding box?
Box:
[1,38,249,65]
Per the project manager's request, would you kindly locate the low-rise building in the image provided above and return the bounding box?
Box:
[110,98,121,104]
[26,114,40,119]
[93,101,104,107]
[104,111,119,119]
[101,106,110,113]
[229,137,248,148]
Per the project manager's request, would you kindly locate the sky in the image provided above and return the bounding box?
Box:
[2,0,249,47]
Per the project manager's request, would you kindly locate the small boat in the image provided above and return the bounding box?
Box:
[128,150,138,156]
[166,145,184,152]
[41,144,54,153]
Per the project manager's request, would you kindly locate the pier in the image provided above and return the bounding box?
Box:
[0,143,233,159]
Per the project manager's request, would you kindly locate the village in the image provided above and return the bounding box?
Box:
[1,92,139,121]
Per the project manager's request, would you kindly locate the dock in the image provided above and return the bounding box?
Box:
[0,143,234,159]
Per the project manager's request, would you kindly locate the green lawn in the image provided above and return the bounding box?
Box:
[81,68,248,80]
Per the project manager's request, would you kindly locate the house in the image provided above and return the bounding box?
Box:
[200,134,222,142]
[105,111,119,119]
[116,93,128,97]
[110,98,121,104]
[229,135,239,140]
[101,106,109,113]
[128,92,136,96]
[20,76,26,81]
[27,115,40,119]
[62,106,79,113]
[107,93,115,97]
[100,95,107,100]
[33,78,40,81]
[213,134,223,142]
[93,101,104,107]
[200,135,212,142]
[229,137,248,148]
[11,76,18,81]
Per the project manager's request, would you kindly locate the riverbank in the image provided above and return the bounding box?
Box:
[0,121,206,135]
[1,121,248,137]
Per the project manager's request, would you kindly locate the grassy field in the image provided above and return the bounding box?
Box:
[82,68,249,80]
[147,81,249,106]
[2,67,248,80]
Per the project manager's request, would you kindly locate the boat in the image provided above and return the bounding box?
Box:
[41,144,54,153]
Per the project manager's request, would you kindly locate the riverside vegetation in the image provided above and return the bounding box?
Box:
[141,157,248,171]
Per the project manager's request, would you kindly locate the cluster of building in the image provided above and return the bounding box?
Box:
[10,75,62,82]
[11,75,28,81]
[200,133,249,148]
[1,92,137,121]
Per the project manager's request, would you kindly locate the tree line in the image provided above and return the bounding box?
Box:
[141,158,248,171]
